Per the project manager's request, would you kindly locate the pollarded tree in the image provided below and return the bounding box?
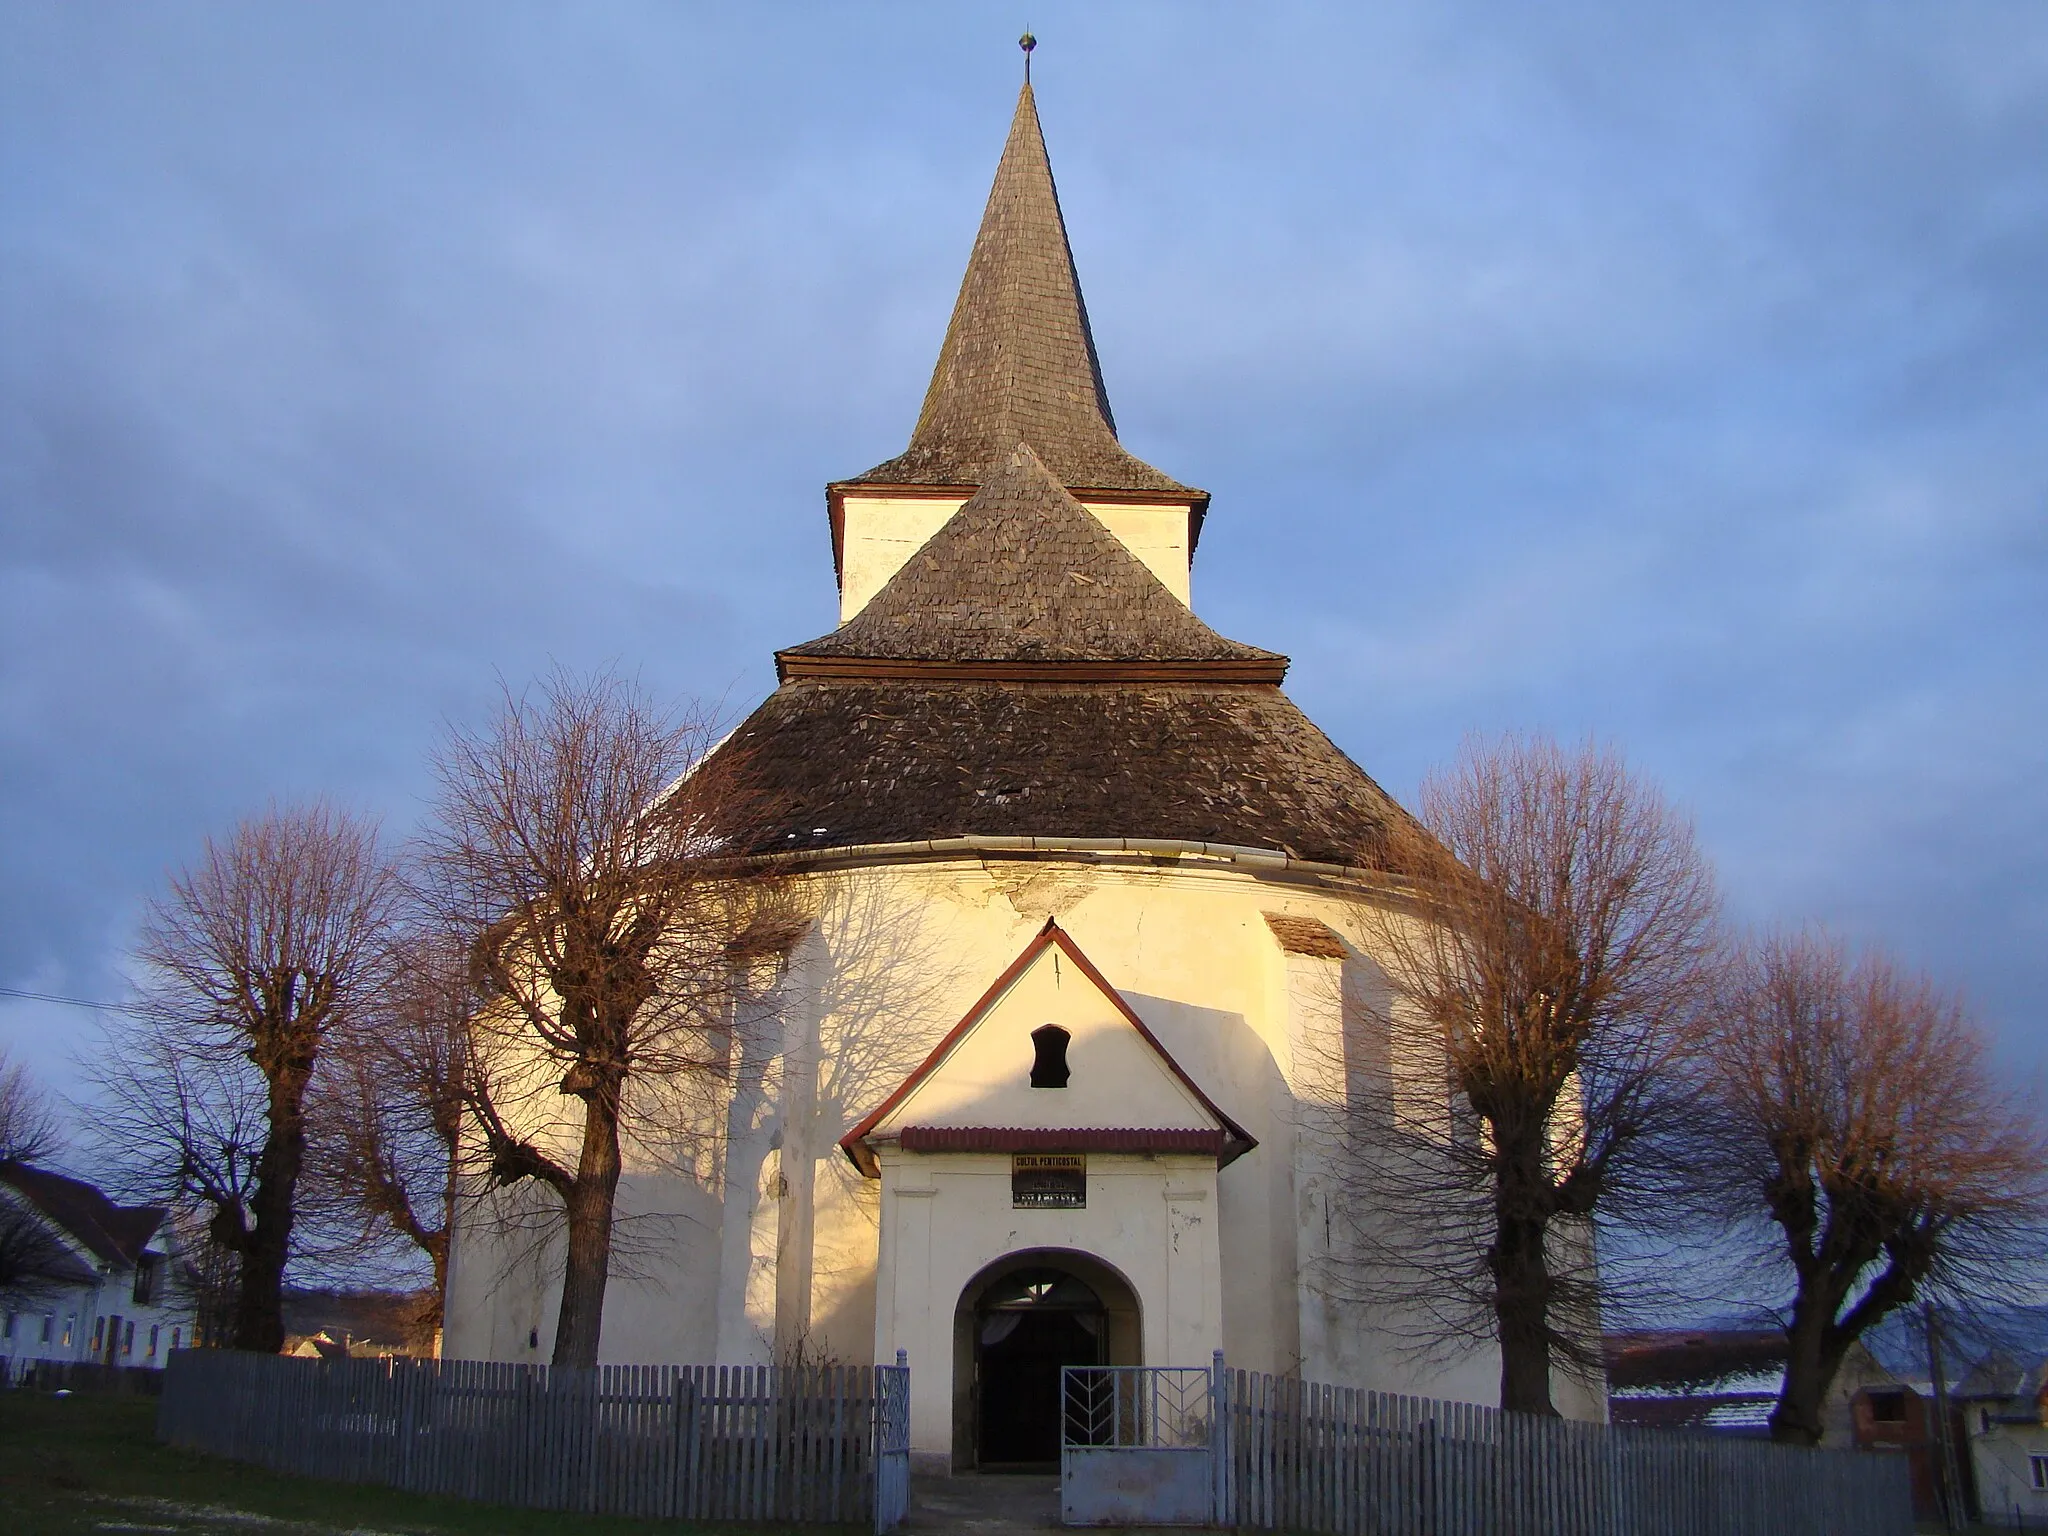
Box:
[1703,930,2048,1446]
[94,803,400,1352]
[312,927,472,1340]
[420,666,783,1370]
[1332,734,1720,1415]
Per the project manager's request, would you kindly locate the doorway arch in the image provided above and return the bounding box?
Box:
[951,1249,1142,1471]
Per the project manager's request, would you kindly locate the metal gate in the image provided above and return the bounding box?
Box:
[874,1351,910,1534]
[1060,1356,1222,1527]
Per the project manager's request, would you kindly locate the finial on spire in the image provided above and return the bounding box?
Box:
[1019,30,1036,84]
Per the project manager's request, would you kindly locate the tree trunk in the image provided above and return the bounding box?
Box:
[550,1087,623,1369]
[1490,1130,1558,1416]
[231,1071,308,1353]
[1771,1289,1841,1446]
[1491,1216,1558,1414]
[424,1110,462,1334]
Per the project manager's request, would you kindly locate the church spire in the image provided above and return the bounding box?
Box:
[846,75,1192,496]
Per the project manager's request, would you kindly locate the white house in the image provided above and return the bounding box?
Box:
[443,76,1608,1469]
[0,1161,196,1378]
[1958,1354,2048,1525]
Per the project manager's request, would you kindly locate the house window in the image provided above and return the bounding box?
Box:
[1029,1025,1071,1088]
[42,1314,54,1344]
[62,1313,74,1347]
[1867,1391,1907,1423]
[148,1324,160,1359]
[92,1317,104,1354]
[123,1320,135,1356]
[3,1311,14,1339]
[133,1256,157,1305]
[170,1327,181,1353]
[2032,1454,2048,1491]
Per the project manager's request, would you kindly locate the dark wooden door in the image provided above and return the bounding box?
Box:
[977,1309,1101,1466]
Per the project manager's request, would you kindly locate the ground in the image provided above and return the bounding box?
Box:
[0,1392,856,1536]
[902,1474,1058,1534]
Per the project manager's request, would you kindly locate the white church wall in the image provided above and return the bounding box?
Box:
[863,933,1224,1137]
[1083,502,1193,604]
[443,1194,559,1363]
[836,494,965,622]
[836,491,1192,620]
[1275,936,1344,1378]
[440,852,1596,1423]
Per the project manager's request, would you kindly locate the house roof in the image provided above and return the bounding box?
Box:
[839,918,1255,1176]
[0,1161,165,1269]
[700,678,1408,868]
[842,83,1192,498]
[786,444,1277,679]
[1956,1352,2048,1403]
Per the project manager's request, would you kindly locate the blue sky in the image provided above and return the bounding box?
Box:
[3,4,2044,1110]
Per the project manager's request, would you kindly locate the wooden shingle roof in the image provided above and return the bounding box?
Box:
[784,444,1278,679]
[702,679,1406,868]
[689,81,1416,874]
[843,83,1193,497]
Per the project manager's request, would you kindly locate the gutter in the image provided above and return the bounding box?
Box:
[746,832,1409,892]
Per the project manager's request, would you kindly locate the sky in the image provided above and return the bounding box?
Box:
[3,4,2045,1122]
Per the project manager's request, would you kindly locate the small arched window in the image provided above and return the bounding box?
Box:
[1029,1025,1071,1088]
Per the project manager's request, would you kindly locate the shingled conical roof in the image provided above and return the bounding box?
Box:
[686,75,1415,873]
[699,679,1409,866]
[846,84,1193,496]
[785,444,1277,677]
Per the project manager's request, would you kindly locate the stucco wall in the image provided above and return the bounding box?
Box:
[1969,1419,2048,1523]
[444,852,1594,1424]
[837,492,1193,619]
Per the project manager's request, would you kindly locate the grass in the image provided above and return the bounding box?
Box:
[0,1390,858,1536]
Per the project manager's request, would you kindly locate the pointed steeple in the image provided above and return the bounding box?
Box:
[848,83,1193,495]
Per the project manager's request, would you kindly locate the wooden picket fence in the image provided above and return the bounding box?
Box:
[1221,1369,1914,1536]
[158,1349,896,1526]
[1,1356,165,1394]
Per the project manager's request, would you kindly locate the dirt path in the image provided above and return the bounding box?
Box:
[903,1472,1061,1534]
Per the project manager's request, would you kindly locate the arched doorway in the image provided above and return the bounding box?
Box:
[952,1251,1141,1471]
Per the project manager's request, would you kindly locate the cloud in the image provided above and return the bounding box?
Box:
[1,1,2044,1105]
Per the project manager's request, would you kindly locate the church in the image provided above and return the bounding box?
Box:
[442,73,1607,1470]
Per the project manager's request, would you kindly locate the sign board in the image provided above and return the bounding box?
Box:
[1012,1153,1086,1209]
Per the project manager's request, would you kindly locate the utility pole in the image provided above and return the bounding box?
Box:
[1923,1301,1965,1532]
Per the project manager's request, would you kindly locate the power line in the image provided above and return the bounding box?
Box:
[0,985,146,1016]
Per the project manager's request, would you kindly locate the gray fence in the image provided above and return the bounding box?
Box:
[2,1356,166,1394]
[874,1350,911,1532]
[1223,1368,1914,1536]
[158,1348,903,1527]
[1062,1365,1219,1526]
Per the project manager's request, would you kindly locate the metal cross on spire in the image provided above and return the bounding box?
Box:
[1020,29,1036,83]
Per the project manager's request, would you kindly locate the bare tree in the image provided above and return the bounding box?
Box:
[1701,930,2048,1446]
[420,667,781,1369]
[92,803,400,1352]
[0,1046,62,1165]
[311,927,471,1340]
[1330,734,1720,1415]
[0,1052,82,1311]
